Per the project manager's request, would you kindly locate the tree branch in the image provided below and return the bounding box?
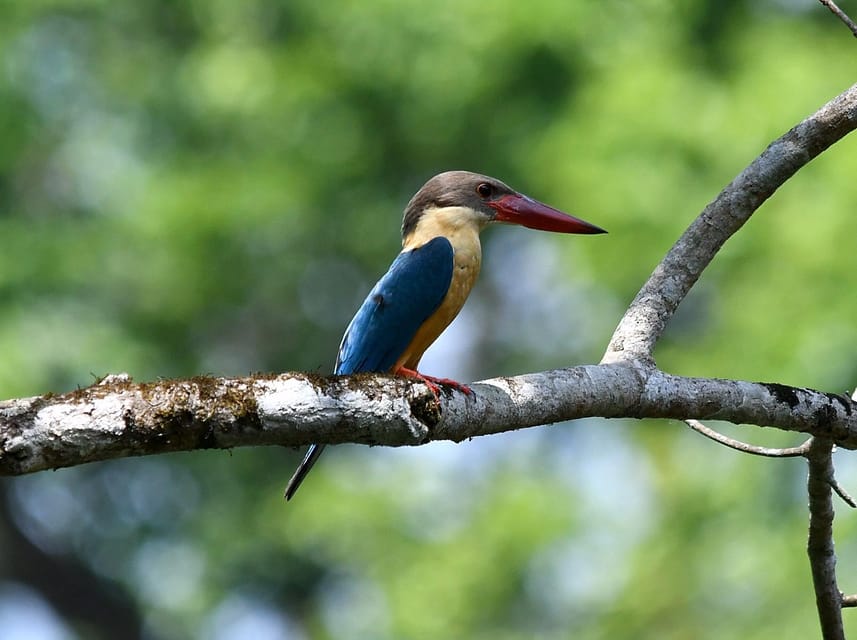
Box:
[806,437,846,640]
[604,82,857,364]
[2,366,857,475]
[818,0,857,38]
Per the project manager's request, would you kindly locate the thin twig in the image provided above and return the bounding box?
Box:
[829,473,857,508]
[806,437,846,640]
[685,419,811,457]
[687,416,857,507]
[819,0,857,37]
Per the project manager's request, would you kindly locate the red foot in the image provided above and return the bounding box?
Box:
[395,367,473,398]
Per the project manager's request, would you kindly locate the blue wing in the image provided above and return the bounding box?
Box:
[285,236,453,501]
[335,236,454,374]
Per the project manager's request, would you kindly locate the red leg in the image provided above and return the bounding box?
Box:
[394,367,473,396]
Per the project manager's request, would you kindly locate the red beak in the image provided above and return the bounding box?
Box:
[489,193,606,234]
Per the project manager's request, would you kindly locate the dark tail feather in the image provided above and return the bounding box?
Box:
[284,444,326,501]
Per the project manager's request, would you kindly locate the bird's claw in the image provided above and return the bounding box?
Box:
[395,367,472,398]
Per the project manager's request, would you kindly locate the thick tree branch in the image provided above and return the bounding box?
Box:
[2,365,857,475]
[604,82,857,364]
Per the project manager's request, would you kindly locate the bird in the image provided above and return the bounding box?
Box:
[284,170,606,500]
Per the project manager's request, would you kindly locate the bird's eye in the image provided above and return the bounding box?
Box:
[476,183,492,198]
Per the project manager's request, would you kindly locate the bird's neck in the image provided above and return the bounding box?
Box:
[402,206,485,255]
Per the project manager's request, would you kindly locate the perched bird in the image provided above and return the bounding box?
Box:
[284,170,605,500]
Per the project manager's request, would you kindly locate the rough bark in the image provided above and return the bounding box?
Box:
[2,365,857,475]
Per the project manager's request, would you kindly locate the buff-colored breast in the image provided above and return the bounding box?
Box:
[394,206,486,370]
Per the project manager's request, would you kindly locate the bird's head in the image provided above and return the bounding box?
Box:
[402,170,606,239]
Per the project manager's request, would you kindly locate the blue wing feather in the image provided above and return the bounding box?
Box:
[335,236,454,374]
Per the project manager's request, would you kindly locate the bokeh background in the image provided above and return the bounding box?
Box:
[2,1,857,638]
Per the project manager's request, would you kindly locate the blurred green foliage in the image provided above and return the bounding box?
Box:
[2,0,857,638]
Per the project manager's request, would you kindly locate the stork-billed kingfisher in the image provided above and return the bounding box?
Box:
[284,170,605,500]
